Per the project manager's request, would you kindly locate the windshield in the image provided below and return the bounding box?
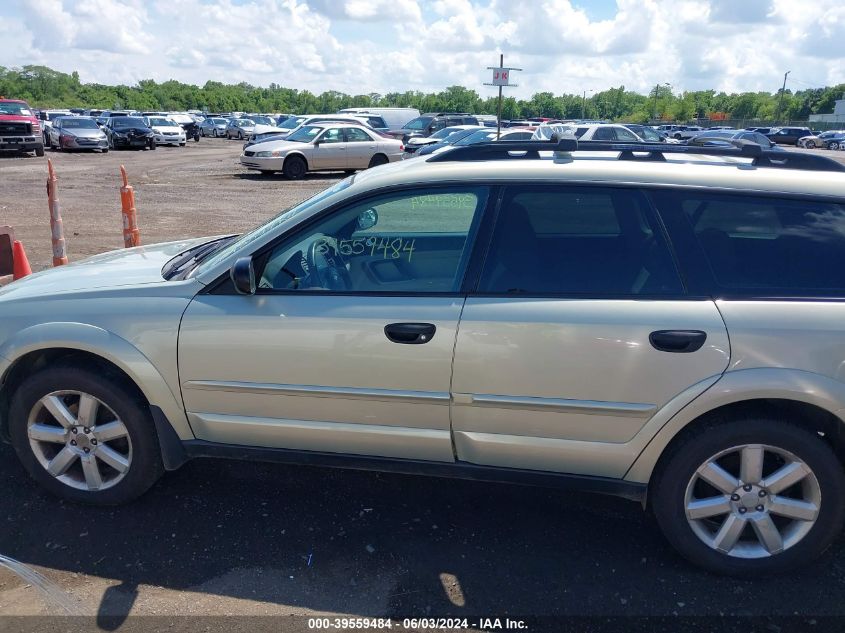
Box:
[236,119,254,126]
[630,126,662,141]
[279,116,307,128]
[251,116,273,125]
[60,118,99,129]
[195,177,356,276]
[0,102,32,115]
[441,128,479,143]
[113,117,146,128]
[287,125,323,142]
[455,129,498,146]
[148,117,172,126]
[404,116,432,130]
[430,127,463,140]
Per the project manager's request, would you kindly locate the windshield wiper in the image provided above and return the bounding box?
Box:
[162,236,236,280]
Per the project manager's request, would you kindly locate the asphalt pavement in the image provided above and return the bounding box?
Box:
[2,439,845,631]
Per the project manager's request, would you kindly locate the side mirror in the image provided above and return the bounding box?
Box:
[313,138,321,145]
[230,256,256,295]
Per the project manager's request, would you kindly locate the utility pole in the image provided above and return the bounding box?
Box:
[484,55,521,139]
[652,83,659,122]
[775,70,791,124]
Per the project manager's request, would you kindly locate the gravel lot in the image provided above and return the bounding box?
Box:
[0,138,341,272]
[2,141,845,631]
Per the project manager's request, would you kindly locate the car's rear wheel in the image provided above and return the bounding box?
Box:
[283,155,307,179]
[652,416,845,576]
[368,154,388,168]
[8,366,164,505]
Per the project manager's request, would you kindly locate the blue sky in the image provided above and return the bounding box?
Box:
[1,0,843,98]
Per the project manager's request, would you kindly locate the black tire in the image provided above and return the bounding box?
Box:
[149,139,156,150]
[368,154,388,168]
[283,155,307,179]
[238,131,243,140]
[651,416,845,576]
[213,129,218,138]
[35,145,45,157]
[8,365,164,505]
[806,141,816,149]
[830,142,840,151]
[102,148,109,154]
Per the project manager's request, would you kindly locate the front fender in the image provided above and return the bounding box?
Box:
[624,367,845,483]
[0,322,193,440]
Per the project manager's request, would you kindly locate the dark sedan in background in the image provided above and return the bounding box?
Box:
[103,116,156,150]
[686,129,781,149]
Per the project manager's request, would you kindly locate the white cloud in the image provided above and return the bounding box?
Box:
[1,0,843,100]
[20,0,152,54]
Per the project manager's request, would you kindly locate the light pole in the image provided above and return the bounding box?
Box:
[775,70,791,124]
[582,89,594,119]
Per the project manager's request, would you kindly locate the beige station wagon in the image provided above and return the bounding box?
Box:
[2,138,845,576]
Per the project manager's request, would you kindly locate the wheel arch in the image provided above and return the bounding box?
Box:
[283,152,309,169]
[626,368,845,485]
[0,323,193,444]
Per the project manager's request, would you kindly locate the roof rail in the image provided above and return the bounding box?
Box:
[426,138,845,172]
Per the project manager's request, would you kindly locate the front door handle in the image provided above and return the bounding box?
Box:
[384,323,436,345]
[649,330,707,353]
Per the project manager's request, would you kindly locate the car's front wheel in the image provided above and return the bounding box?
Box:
[652,416,845,576]
[8,365,164,505]
[283,155,307,179]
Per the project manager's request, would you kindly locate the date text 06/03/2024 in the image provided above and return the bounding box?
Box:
[307,617,529,630]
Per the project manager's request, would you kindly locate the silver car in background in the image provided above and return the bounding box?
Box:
[47,116,109,152]
[199,117,230,137]
[240,122,404,178]
[226,118,255,140]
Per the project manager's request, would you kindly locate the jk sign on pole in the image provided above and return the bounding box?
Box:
[492,68,510,86]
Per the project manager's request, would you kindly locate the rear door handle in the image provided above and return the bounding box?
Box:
[649,330,707,353]
[384,323,436,345]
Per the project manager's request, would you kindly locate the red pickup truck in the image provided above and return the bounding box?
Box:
[0,97,44,156]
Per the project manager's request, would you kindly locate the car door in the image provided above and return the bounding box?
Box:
[178,186,490,462]
[310,127,347,170]
[343,127,378,168]
[450,184,730,478]
[50,118,61,145]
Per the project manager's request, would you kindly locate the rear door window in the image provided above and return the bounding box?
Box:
[477,186,683,295]
[652,190,845,296]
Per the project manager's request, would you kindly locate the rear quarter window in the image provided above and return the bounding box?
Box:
[654,190,845,296]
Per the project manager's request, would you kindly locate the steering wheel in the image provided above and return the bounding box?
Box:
[306,237,352,290]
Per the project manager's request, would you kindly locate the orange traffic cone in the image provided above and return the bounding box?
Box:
[12,240,32,280]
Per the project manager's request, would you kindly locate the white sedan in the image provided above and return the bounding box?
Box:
[240,123,404,178]
[143,116,187,146]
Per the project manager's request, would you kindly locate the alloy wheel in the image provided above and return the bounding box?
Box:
[684,444,820,558]
[27,391,132,491]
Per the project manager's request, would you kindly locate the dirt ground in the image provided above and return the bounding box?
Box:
[0,137,341,272]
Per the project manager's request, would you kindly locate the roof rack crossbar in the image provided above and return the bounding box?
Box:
[426,139,845,172]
